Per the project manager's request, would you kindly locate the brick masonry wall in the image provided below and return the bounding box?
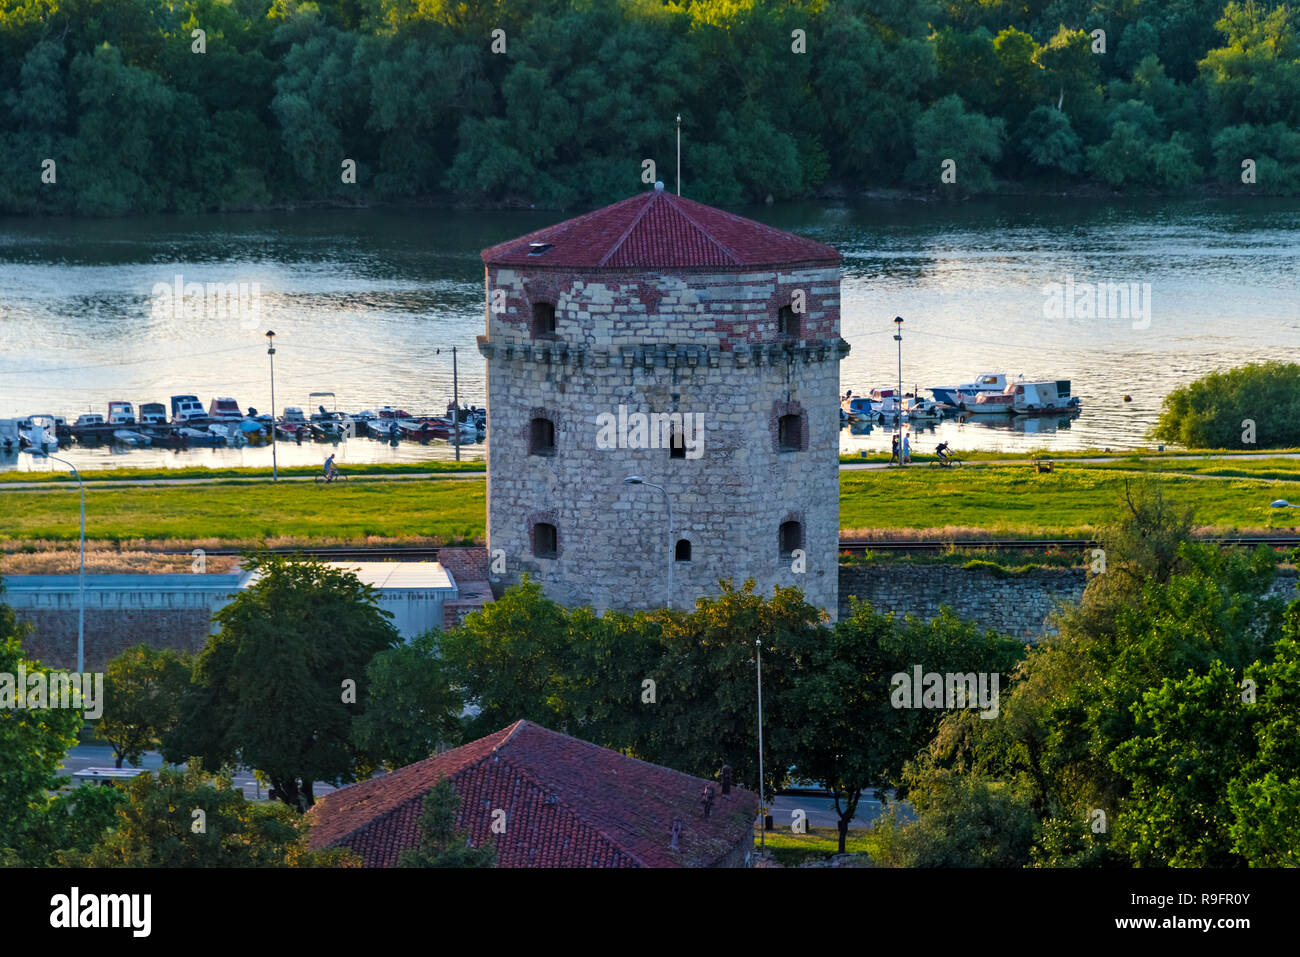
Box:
[437,547,490,584]
[839,564,1300,640]
[482,264,845,618]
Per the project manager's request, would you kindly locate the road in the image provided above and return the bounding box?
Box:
[59,745,340,802]
[768,791,914,831]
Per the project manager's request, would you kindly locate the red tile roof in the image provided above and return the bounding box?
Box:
[307,720,759,867]
[481,189,840,270]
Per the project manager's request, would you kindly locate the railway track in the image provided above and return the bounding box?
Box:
[119,537,1300,560]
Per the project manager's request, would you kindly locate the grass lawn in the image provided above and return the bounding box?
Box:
[0,477,485,546]
[756,824,881,867]
[1,460,1297,549]
[840,463,1299,538]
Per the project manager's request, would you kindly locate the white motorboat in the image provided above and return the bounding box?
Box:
[903,397,945,419]
[107,401,136,426]
[170,394,208,426]
[19,414,59,449]
[930,372,1012,406]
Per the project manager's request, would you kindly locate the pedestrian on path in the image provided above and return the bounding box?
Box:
[902,431,911,465]
[891,433,899,464]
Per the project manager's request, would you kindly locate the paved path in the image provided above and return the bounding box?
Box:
[3,452,1296,490]
[0,471,485,490]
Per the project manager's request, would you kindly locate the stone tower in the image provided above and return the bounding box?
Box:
[477,185,848,618]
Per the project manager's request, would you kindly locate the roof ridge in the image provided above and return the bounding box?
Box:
[667,194,744,265]
[495,718,529,750]
[597,191,661,267]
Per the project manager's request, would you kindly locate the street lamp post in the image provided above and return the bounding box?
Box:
[624,476,673,610]
[266,330,277,481]
[756,637,765,851]
[37,452,84,672]
[893,316,904,465]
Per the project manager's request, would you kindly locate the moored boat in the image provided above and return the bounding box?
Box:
[170,394,208,426]
[207,397,243,423]
[931,372,1011,407]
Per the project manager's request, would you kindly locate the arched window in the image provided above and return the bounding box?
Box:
[675,539,692,562]
[778,304,799,339]
[779,520,804,558]
[529,417,555,456]
[533,523,558,559]
[532,302,557,337]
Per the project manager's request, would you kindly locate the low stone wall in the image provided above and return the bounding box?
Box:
[5,573,243,670]
[838,564,1298,640]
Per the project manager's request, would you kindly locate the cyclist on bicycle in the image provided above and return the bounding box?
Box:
[323,453,337,483]
[935,441,951,463]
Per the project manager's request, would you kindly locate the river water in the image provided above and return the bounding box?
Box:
[1,198,1296,473]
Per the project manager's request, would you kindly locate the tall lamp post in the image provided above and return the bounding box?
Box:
[893,316,904,465]
[624,476,673,610]
[756,637,765,850]
[36,451,85,673]
[266,330,278,481]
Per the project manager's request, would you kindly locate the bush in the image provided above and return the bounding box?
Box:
[1152,362,1300,448]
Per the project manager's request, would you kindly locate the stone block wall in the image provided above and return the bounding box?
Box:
[839,564,1300,640]
[481,264,845,618]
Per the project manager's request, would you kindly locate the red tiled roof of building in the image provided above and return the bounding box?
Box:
[481,189,840,269]
[307,720,760,868]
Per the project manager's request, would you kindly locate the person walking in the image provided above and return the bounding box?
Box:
[902,431,911,465]
[891,432,900,465]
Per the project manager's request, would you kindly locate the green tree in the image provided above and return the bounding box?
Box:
[97,644,192,769]
[351,629,464,769]
[631,579,824,799]
[398,776,495,867]
[0,593,83,853]
[438,575,573,739]
[72,765,359,866]
[163,554,399,811]
[793,601,1023,852]
[906,94,1005,194]
[1016,106,1083,175]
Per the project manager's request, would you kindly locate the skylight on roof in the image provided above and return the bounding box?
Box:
[528,242,553,256]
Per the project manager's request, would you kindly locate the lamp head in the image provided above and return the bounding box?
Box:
[624,476,643,485]
[1271,500,1294,508]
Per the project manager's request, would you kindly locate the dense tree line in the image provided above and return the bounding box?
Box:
[2,0,1299,216]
